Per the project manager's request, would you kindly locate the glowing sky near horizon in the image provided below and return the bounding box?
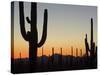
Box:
[12,2,97,59]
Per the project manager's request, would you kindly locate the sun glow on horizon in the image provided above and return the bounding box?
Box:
[13,44,86,59]
[12,2,97,59]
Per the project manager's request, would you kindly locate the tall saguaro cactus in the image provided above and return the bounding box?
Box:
[19,2,48,71]
[84,18,97,66]
[90,18,95,57]
[84,18,96,57]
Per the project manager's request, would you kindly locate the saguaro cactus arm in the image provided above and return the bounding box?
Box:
[19,2,28,41]
[26,17,31,24]
[38,9,48,47]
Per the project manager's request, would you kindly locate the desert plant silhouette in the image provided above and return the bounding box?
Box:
[19,52,21,59]
[19,2,48,72]
[80,49,82,57]
[58,48,62,66]
[84,18,97,66]
[52,47,54,65]
[85,34,89,57]
[76,48,78,57]
[71,47,73,56]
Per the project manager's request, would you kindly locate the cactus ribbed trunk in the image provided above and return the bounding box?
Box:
[29,3,38,67]
[85,18,95,58]
[19,2,48,72]
[29,43,37,71]
[90,18,94,57]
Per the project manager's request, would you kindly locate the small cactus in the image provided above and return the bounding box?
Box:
[52,47,54,64]
[71,46,73,56]
[76,48,78,57]
[58,48,62,66]
[85,34,89,57]
[80,49,82,57]
[19,52,21,59]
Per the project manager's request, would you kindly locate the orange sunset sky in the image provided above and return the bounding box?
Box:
[12,2,97,59]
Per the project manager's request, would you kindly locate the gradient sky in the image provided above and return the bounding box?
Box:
[13,2,97,59]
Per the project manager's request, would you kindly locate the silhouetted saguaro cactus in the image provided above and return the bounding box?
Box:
[80,49,82,57]
[76,48,78,57]
[48,54,51,68]
[71,46,73,66]
[19,2,48,71]
[84,18,97,66]
[80,49,83,65]
[71,46,73,56]
[19,52,21,59]
[58,48,62,66]
[90,18,94,57]
[85,18,96,57]
[52,47,54,56]
[92,42,95,56]
[76,48,78,65]
[52,47,54,65]
[85,34,89,57]
[61,48,63,64]
[60,48,62,59]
